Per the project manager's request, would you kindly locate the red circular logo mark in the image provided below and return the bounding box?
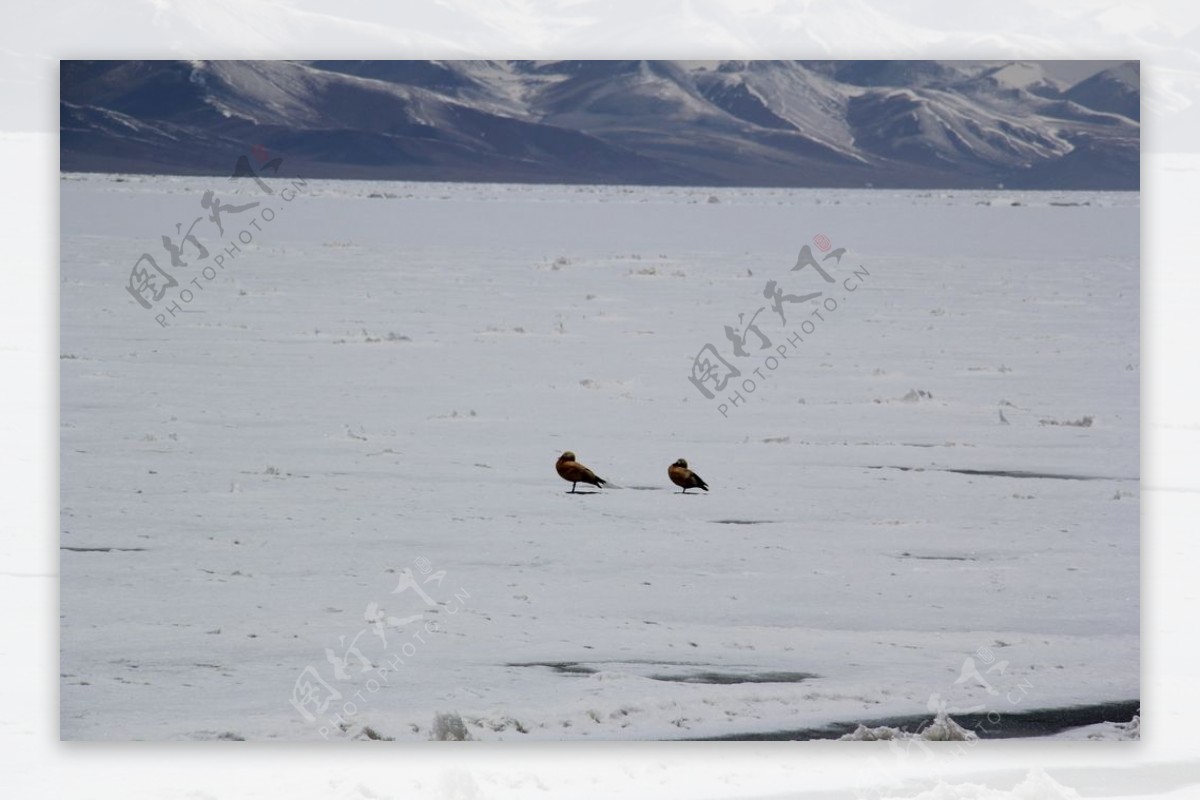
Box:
[813,233,832,252]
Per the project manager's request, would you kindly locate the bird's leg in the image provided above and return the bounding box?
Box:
[570,482,577,493]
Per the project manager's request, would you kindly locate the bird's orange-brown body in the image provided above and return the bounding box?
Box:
[668,458,708,493]
[556,451,607,493]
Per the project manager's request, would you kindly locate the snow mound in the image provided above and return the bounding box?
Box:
[911,768,1080,799]
[839,711,978,742]
[430,712,473,741]
[1050,712,1140,741]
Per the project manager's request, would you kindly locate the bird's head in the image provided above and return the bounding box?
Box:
[559,451,576,462]
[673,458,688,468]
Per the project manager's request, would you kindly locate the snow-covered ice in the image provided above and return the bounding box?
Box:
[59,174,1138,741]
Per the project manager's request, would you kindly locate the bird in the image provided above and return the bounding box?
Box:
[668,458,709,494]
[556,451,607,493]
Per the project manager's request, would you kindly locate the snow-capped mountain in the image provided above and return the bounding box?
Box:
[1065,62,1141,122]
[60,60,1139,189]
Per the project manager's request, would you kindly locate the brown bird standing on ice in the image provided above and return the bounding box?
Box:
[668,458,709,494]
[556,451,608,493]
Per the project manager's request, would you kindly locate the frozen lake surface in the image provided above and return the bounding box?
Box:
[60,175,1138,741]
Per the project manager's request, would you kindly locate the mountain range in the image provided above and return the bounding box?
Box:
[60,59,1139,189]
